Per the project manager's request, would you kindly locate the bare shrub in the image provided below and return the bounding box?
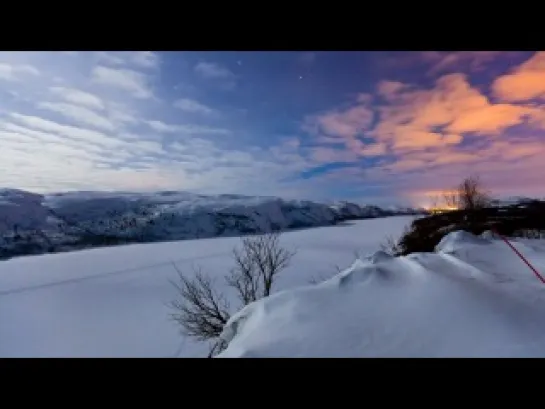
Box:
[380,233,403,256]
[169,231,295,356]
[308,272,333,285]
[169,265,231,342]
[227,232,295,304]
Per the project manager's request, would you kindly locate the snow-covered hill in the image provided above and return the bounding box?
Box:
[0,189,425,260]
[218,230,545,357]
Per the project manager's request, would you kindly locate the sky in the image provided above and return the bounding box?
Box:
[0,51,544,206]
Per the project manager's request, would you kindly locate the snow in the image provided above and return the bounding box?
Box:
[3,205,544,358]
[218,230,545,357]
[0,216,415,357]
[0,189,424,260]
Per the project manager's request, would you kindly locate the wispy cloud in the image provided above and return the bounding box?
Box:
[0,62,40,81]
[129,52,160,69]
[195,62,234,79]
[145,120,182,133]
[0,110,308,195]
[95,51,160,70]
[194,61,237,90]
[91,66,154,99]
[49,86,105,110]
[37,102,115,131]
[303,102,376,159]
[305,105,374,139]
[173,98,216,115]
[145,120,231,135]
[0,51,318,198]
[9,113,124,148]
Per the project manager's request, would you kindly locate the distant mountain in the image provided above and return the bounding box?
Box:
[0,189,426,260]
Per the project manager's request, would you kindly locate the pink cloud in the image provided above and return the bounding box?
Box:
[303,103,379,163]
[447,104,532,135]
[361,143,387,156]
[301,52,545,203]
[315,105,374,139]
[390,129,462,150]
[373,73,544,148]
[492,52,545,102]
[376,81,409,100]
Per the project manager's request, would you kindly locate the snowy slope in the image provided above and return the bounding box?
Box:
[0,216,415,357]
[218,231,545,358]
[0,189,49,231]
[0,189,425,259]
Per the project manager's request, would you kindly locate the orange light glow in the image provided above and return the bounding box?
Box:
[428,205,459,214]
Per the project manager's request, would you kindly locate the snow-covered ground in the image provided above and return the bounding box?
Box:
[0,216,414,357]
[3,213,544,358]
[219,231,545,358]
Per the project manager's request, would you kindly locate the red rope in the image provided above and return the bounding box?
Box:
[491,228,545,284]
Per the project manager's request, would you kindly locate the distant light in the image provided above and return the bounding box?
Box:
[299,75,303,80]
[429,205,459,214]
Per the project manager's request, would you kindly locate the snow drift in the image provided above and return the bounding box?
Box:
[218,231,545,357]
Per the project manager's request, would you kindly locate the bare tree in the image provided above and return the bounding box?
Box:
[226,231,295,305]
[457,175,491,210]
[169,231,295,356]
[443,175,491,211]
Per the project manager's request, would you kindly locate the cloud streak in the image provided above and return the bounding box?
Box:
[195,62,235,79]
[173,98,216,115]
[194,61,237,90]
[0,62,40,81]
[49,86,105,110]
[91,66,154,99]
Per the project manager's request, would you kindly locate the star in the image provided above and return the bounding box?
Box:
[298,75,303,80]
